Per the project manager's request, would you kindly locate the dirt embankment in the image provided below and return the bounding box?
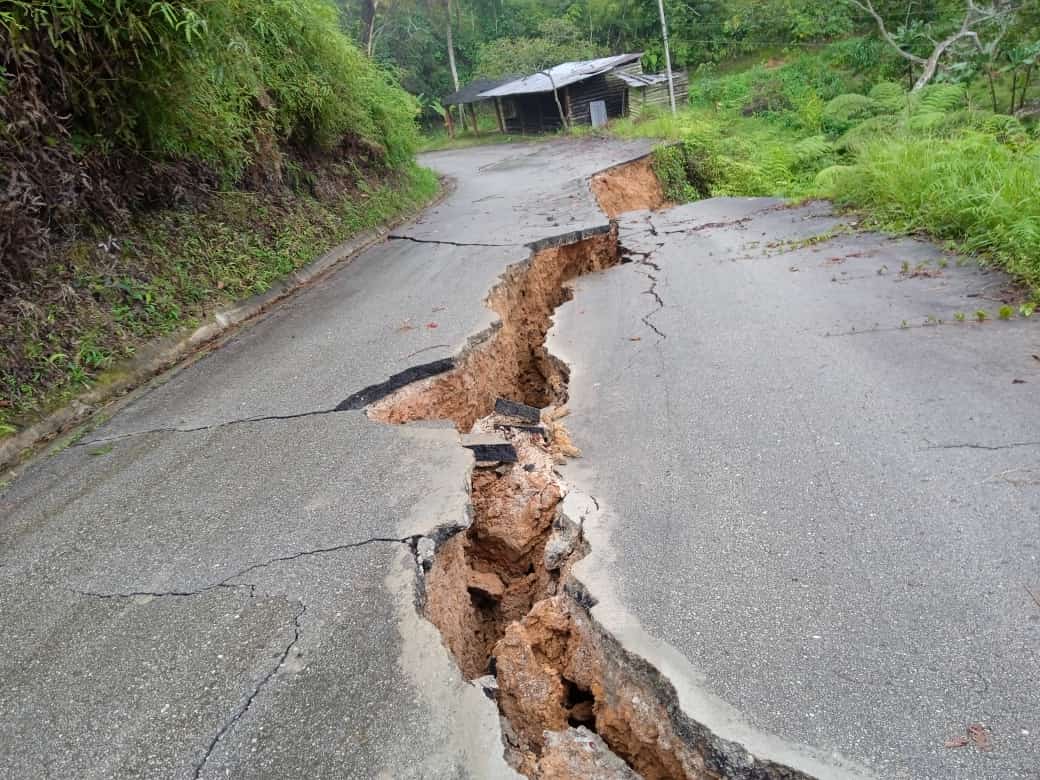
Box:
[590,156,669,218]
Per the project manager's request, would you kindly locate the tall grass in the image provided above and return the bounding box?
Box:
[820,133,1040,288]
[612,40,1040,293]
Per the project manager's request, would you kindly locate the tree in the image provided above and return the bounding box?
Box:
[360,0,379,54]
[846,0,1023,90]
[474,18,602,77]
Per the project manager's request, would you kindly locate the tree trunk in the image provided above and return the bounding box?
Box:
[445,0,462,127]
[912,30,976,90]
[360,0,378,57]
[495,98,506,133]
[1020,66,1033,112]
[543,71,568,131]
[848,0,1012,92]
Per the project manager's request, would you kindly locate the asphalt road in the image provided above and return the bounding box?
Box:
[554,199,1040,779]
[2,138,1038,779]
[0,137,649,779]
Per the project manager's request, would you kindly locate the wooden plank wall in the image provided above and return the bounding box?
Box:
[566,73,627,126]
[629,72,689,119]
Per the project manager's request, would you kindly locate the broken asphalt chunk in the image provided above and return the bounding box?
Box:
[494,397,541,423]
[463,443,518,463]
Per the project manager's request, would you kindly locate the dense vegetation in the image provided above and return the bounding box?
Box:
[610,38,1039,292]
[1,0,428,435]
[340,0,1038,117]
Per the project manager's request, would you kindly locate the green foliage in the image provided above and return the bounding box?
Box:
[0,164,439,434]
[834,114,901,152]
[3,0,420,177]
[914,83,966,115]
[822,94,882,134]
[474,19,603,78]
[821,132,1040,289]
[616,38,1040,294]
[652,141,717,201]
[869,81,908,112]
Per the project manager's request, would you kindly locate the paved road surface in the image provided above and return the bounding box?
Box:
[2,138,1038,779]
[554,199,1040,779]
[0,138,648,779]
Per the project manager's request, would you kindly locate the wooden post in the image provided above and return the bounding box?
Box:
[444,107,455,138]
[467,103,480,136]
[495,98,506,133]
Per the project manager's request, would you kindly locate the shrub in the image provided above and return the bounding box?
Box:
[653,140,719,201]
[825,132,1040,287]
[1,0,420,283]
[834,114,901,152]
[913,83,967,115]
[822,93,883,134]
[869,81,908,112]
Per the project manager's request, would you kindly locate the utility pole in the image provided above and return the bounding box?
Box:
[656,0,677,115]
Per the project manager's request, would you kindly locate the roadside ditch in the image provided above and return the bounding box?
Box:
[361,180,818,779]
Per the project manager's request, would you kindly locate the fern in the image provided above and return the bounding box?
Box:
[914,83,966,115]
[907,111,947,132]
[792,134,832,164]
[868,81,907,112]
[822,93,882,134]
[813,164,856,194]
[834,114,900,152]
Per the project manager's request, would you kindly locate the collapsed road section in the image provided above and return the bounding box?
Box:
[360,220,822,779]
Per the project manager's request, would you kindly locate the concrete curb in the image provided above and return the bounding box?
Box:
[0,177,456,473]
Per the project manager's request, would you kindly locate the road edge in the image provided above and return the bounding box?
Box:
[0,176,457,475]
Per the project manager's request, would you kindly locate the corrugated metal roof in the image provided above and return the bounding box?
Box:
[478,53,643,98]
[442,76,520,105]
[614,71,676,88]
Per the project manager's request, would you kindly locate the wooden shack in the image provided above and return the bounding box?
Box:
[617,70,690,119]
[477,53,644,134]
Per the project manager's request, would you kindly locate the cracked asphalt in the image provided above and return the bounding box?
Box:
[554,199,1040,779]
[0,137,650,779]
[3,137,1038,779]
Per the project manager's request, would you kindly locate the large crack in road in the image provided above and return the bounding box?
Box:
[358,173,822,779]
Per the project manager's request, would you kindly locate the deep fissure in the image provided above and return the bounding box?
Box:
[370,223,816,779]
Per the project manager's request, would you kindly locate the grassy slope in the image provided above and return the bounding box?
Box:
[0,165,438,436]
[609,41,1040,297]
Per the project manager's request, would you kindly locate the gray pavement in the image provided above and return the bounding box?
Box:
[0,137,649,779]
[554,200,1040,779]
[3,136,1038,779]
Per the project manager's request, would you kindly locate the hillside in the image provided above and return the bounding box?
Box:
[1,0,432,437]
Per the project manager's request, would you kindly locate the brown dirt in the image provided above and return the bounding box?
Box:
[590,157,669,219]
[375,225,817,780]
[495,596,720,779]
[424,429,572,679]
[368,229,619,432]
